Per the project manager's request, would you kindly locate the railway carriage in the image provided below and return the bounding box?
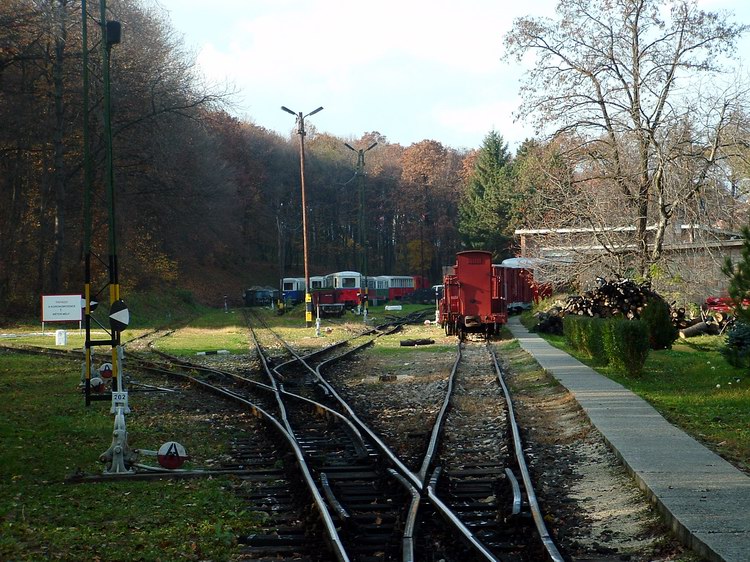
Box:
[439,251,544,339]
[440,251,508,339]
[367,276,390,306]
[379,275,416,301]
[323,271,363,308]
[282,276,326,305]
[281,277,305,304]
[281,270,433,310]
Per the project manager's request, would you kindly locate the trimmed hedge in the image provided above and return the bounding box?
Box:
[603,319,650,377]
[640,297,678,350]
[563,315,606,364]
[564,315,650,377]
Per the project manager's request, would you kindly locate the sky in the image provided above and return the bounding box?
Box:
[151,0,750,151]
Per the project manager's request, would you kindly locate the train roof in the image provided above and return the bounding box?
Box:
[457,249,492,256]
[499,257,540,268]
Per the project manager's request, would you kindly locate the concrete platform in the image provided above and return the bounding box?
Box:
[507,317,750,562]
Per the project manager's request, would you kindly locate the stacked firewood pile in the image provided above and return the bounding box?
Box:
[562,278,658,319]
[533,278,738,337]
[533,306,565,334]
[534,278,682,335]
[678,307,734,338]
[670,306,691,330]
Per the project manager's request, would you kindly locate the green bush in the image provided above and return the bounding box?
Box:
[640,297,678,350]
[723,321,750,369]
[584,317,607,364]
[563,315,583,350]
[564,315,606,364]
[603,319,650,377]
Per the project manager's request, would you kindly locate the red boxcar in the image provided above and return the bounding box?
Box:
[439,250,508,339]
[499,258,550,310]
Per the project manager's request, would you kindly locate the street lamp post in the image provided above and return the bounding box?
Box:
[344,141,377,321]
[281,105,323,328]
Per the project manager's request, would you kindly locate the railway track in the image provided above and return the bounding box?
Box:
[245,314,565,560]
[1,312,565,560]
[320,337,565,561]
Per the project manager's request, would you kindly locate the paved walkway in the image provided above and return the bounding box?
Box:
[507,317,750,562]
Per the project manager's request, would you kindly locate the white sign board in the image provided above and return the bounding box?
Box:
[42,294,82,323]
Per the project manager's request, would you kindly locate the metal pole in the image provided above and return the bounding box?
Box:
[82,0,93,405]
[297,113,312,327]
[344,142,377,319]
[100,1,123,387]
[282,105,323,328]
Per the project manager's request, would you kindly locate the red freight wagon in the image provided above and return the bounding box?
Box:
[439,250,508,339]
[499,258,551,311]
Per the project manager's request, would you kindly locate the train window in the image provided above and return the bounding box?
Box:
[311,280,322,289]
[283,282,294,290]
[342,277,356,288]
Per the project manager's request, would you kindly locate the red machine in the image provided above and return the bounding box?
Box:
[439,251,508,339]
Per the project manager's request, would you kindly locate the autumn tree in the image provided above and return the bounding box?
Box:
[0,0,81,309]
[400,140,463,281]
[504,0,749,285]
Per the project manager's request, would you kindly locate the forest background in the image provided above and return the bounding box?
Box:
[2,0,750,318]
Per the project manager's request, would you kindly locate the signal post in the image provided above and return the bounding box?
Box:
[82,0,134,474]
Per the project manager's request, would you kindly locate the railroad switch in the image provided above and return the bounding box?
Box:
[99,408,136,474]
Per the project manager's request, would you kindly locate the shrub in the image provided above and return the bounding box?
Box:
[176,289,196,306]
[640,297,678,350]
[583,317,607,364]
[563,315,607,364]
[723,321,750,369]
[603,319,650,377]
[563,315,583,350]
[722,225,750,324]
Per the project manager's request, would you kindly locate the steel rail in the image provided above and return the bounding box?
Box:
[249,312,421,488]
[134,350,371,460]
[505,467,523,516]
[387,468,420,562]
[413,343,503,561]
[488,344,565,562]
[246,317,352,561]
[248,311,512,559]
[416,342,461,483]
[312,351,423,491]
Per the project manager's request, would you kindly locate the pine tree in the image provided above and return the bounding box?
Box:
[458,130,514,258]
[722,226,750,324]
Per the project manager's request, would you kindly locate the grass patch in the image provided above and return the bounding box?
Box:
[151,309,250,356]
[0,350,260,561]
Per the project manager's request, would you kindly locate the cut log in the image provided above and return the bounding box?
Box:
[399,338,435,346]
[679,322,711,338]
